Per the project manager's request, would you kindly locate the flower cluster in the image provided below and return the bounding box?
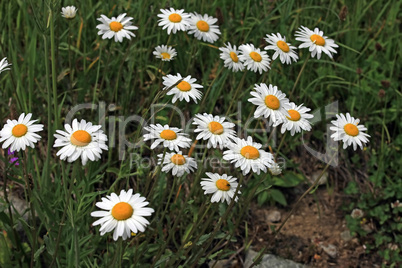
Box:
[0,5,371,243]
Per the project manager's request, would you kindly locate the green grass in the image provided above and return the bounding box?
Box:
[0,0,400,267]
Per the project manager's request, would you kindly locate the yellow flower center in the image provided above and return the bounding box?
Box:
[160,129,177,140]
[111,202,133,221]
[264,95,280,110]
[196,20,209,32]
[277,40,290,52]
[310,34,325,46]
[286,109,301,121]
[170,154,186,165]
[161,52,171,59]
[177,81,191,92]
[216,179,231,191]
[240,145,260,160]
[70,130,92,146]
[109,21,123,32]
[169,13,182,23]
[249,52,262,62]
[230,52,239,63]
[344,123,359,137]
[12,124,28,137]
[208,121,224,135]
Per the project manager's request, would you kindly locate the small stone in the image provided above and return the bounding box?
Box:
[244,250,306,268]
[340,230,352,242]
[308,171,328,186]
[320,243,337,258]
[266,210,281,223]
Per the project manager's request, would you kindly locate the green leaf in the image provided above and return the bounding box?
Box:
[273,172,304,188]
[270,189,287,206]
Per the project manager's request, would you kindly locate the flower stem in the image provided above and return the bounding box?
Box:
[50,6,59,129]
[226,71,247,116]
[289,54,310,99]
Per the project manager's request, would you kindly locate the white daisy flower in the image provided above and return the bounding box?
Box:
[223,136,274,175]
[61,6,77,19]
[153,45,177,61]
[162,73,203,103]
[273,102,314,136]
[264,33,298,65]
[193,113,236,149]
[143,124,191,152]
[330,113,370,150]
[91,189,154,241]
[219,43,244,72]
[295,26,339,59]
[0,113,43,152]
[248,83,291,126]
[200,173,240,204]
[53,119,108,165]
[157,8,191,35]
[158,151,197,177]
[187,12,221,43]
[269,162,282,176]
[0,57,12,74]
[238,44,271,74]
[96,13,138,43]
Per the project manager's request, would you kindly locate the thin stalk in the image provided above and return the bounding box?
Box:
[49,163,74,268]
[275,132,287,161]
[200,67,223,108]
[68,20,74,94]
[226,71,247,116]
[3,162,26,266]
[43,34,52,188]
[289,54,310,99]
[50,6,59,129]
[21,152,37,268]
[190,174,245,265]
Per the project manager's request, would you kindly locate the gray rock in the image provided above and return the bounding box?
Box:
[319,243,337,258]
[308,171,328,186]
[244,249,307,268]
[340,230,352,242]
[266,210,281,223]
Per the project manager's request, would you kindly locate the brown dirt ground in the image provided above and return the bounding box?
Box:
[246,188,383,267]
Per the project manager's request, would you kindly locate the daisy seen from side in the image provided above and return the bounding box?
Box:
[219,43,244,72]
[91,189,154,241]
[157,8,191,35]
[264,33,298,65]
[187,12,221,43]
[330,113,370,150]
[158,151,197,177]
[143,124,191,152]
[248,83,290,126]
[53,119,108,165]
[269,162,282,176]
[162,73,203,103]
[238,44,271,74]
[96,13,138,42]
[223,136,274,175]
[193,113,236,149]
[61,6,77,19]
[153,45,177,61]
[273,102,314,136]
[200,173,240,204]
[0,57,11,74]
[0,113,43,152]
[295,26,339,59]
